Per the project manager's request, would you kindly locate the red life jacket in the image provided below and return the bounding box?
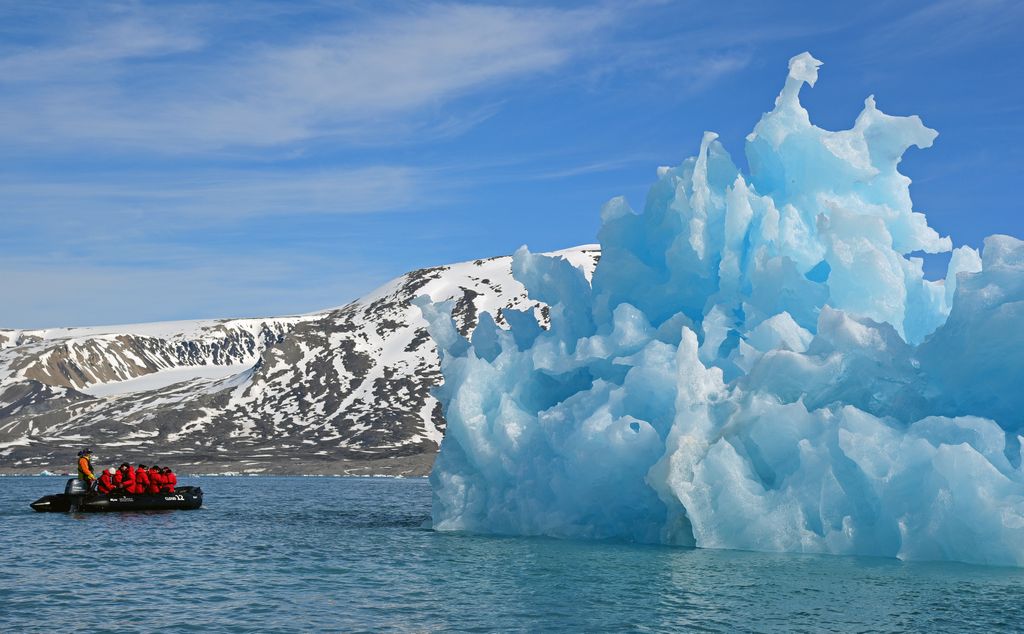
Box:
[134,468,150,494]
[97,471,116,494]
[147,468,162,494]
[161,471,177,492]
[114,466,135,492]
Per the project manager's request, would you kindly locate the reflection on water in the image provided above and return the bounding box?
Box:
[2,476,1022,632]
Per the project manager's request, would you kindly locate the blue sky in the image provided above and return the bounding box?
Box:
[1,0,1021,328]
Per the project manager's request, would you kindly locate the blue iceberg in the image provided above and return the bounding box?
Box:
[419,53,1024,566]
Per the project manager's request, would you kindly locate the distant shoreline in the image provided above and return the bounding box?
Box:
[1,472,429,478]
[0,452,436,478]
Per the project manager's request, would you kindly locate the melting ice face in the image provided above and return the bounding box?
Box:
[418,53,1024,567]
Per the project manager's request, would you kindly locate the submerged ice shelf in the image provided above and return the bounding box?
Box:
[420,53,1024,567]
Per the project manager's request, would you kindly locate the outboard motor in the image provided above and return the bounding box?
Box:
[64,478,88,512]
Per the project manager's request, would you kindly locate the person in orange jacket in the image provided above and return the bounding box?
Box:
[160,467,177,493]
[114,462,135,494]
[97,467,117,494]
[76,449,96,491]
[147,465,163,494]
[134,463,151,495]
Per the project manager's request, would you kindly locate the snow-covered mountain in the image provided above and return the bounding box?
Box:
[0,246,599,476]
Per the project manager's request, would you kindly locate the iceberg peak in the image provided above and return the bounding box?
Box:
[788,51,822,85]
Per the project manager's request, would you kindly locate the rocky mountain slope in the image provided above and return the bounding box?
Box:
[0,246,599,476]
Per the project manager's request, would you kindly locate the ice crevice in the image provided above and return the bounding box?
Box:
[419,53,1024,567]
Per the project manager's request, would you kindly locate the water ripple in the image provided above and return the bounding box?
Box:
[2,476,1022,633]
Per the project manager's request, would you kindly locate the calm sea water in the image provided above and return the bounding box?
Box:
[1,476,1022,633]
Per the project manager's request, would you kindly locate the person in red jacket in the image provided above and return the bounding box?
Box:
[134,463,151,494]
[147,465,163,494]
[160,467,177,493]
[97,467,117,494]
[114,463,135,494]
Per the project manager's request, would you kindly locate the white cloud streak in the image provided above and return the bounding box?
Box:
[0,3,614,152]
[0,250,393,329]
[861,0,1024,60]
[1,166,431,221]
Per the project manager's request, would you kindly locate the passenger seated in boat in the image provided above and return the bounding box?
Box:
[97,468,117,494]
[114,463,135,494]
[134,464,150,495]
[147,465,162,494]
[161,467,177,493]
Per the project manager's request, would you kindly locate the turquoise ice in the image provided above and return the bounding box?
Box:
[418,53,1024,566]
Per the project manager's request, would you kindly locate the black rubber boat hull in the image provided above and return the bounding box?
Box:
[31,486,203,513]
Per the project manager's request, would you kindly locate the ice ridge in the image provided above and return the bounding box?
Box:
[419,53,1024,566]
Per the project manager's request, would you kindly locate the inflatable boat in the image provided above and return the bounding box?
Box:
[30,478,203,513]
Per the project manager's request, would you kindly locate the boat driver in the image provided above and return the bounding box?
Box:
[76,449,96,491]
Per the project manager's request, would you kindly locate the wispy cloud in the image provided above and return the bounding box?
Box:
[0,249,394,329]
[518,156,656,181]
[0,15,202,80]
[0,3,615,153]
[1,165,433,223]
[860,0,1024,60]
[574,6,839,97]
